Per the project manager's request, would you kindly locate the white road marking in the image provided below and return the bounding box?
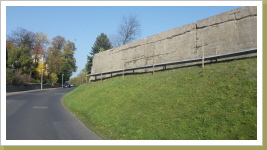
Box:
[33,106,48,109]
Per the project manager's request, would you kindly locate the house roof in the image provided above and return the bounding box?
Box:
[32,43,44,55]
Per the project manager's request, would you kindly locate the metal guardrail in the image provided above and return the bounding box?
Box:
[88,48,257,77]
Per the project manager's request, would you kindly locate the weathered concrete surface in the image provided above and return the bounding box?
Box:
[91,6,257,80]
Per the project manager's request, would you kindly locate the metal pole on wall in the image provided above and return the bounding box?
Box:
[202,41,205,68]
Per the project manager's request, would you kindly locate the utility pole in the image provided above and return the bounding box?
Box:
[41,69,45,89]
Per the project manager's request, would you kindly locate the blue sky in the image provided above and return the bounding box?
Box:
[6,6,242,78]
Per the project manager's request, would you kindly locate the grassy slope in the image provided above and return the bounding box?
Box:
[63,58,257,140]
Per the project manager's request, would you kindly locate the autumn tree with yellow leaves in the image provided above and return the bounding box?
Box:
[35,62,48,82]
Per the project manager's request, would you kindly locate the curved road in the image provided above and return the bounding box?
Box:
[6,87,101,140]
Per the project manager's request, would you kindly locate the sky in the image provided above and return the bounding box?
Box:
[6,5,242,78]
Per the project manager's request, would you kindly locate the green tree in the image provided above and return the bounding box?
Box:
[69,77,78,86]
[59,40,77,83]
[35,32,50,48]
[6,48,8,67]
[86,33,112,74]
[7,28,51,81]
[46,36,77,84]
[50,73,58,86]
[6,43,34,85]
[69,68,87,86]
[90,33,112,55]
[46,36,66,76]
[6,28,36,85]
[99,47,105,52]
[7,45,33,75]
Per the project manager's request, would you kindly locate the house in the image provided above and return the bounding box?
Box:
[32,43,44,64]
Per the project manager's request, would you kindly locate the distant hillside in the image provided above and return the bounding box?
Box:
[63,57,257,140]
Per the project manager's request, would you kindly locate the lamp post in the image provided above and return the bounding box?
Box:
[41,69,45,89]
[62,74,64,88]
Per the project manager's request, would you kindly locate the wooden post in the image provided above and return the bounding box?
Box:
[153,49,155,75]
[123,51,125,79]
[202,41,205,68]
[215,49,218,62]
[101,73,103,82]
[86,72,88,84]
[123,68,125,78]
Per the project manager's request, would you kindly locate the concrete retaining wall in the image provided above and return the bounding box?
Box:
[91,6,257,80]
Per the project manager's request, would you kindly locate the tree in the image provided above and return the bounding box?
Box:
[7,28,36,76]
[99,47,105,52]
[51,35,66,50]
[46,36,77,84]
[35,62,48,82]
[86,33,112,74]
[50,73,58,86]
[70,68,87,86]
[46,36,66,76]
[59,40,77,83]
[111,14,141,47]
[7,45,33,74]
[6,43,34,85]
[7,28,51,80]
[7,27,36,51]
[6,28,36,85]
[35,32,50,48]
[91,33,112,55]
[6,48,8,67]
[33,32,50,63]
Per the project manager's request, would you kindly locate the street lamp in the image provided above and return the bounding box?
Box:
[62,74,64,88]
[41,69,45,89]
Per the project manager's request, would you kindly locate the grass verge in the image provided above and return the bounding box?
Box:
[63,57,257,140]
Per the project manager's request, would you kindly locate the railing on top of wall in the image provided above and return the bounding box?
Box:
[88,48,257,81]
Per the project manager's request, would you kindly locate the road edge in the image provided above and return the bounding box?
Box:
[60,91,102,140]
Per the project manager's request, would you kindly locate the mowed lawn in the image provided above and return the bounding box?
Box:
[63,57,257,140]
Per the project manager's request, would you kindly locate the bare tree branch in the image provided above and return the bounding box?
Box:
[112,14,141,47]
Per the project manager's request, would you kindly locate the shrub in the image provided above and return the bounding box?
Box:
[6,70,33,85]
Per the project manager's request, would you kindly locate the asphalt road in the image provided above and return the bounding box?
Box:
[6,87,101,140]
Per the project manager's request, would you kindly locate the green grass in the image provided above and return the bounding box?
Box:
[63,58,257,140]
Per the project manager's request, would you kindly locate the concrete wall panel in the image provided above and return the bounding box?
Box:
[90,6,257,79]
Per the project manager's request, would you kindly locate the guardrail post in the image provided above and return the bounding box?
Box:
[153,49,155,75]
[215,49,218,62]
[123,50,125,79]
[202,41,205,68]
